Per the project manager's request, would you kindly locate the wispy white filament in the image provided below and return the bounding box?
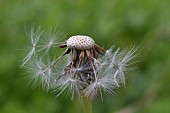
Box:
[22,26,43,66]
[25,58,53,90]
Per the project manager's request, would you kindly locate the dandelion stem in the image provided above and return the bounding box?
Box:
[81,93,93,113]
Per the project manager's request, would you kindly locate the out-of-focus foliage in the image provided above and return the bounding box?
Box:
[0,0,170,113]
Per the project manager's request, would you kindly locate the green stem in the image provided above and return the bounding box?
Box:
[81,93,93,113]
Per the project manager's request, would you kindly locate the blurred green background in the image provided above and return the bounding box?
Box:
[0,0,170,113]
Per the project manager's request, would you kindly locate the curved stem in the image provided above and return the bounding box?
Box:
[81,93,93,113]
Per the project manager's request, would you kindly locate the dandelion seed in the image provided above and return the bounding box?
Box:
[22,26,43,66]
[38,27,64,55]
[25,57,55,90]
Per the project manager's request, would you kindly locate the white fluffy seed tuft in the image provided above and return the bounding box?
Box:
[66,35,95,50]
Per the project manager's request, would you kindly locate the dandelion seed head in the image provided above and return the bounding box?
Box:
[22,26,138,101]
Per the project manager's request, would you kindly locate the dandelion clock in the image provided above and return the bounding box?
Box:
[21,26,138,113]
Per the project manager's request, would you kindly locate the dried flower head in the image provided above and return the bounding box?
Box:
[22,26,138,100]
